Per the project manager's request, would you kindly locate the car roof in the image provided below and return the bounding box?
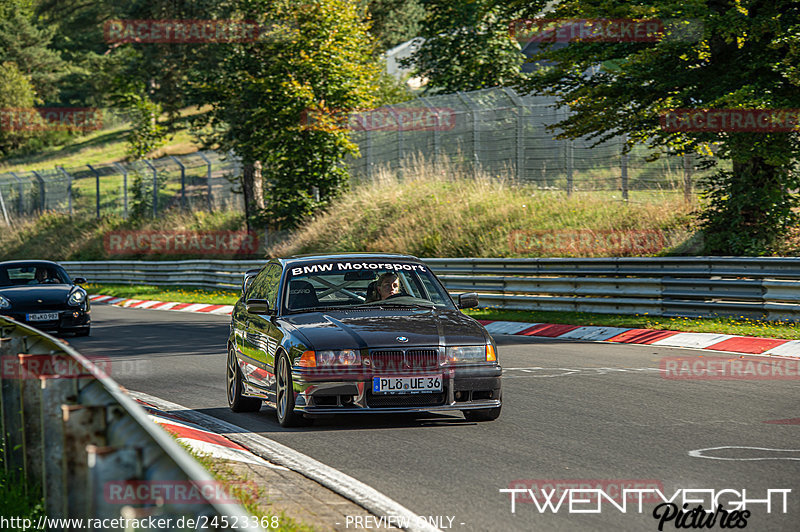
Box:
[0,260,63,268]
[279,252,422,267]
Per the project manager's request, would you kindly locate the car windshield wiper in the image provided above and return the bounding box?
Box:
[376,302,437,309]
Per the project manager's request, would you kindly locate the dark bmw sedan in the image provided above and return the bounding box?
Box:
[227,253,502,426]
[0,260,90,336]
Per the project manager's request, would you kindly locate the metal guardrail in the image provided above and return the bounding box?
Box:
[61,258,800,321]
[0,316,263,532]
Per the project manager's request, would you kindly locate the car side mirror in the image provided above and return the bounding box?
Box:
[242,269,259,297]
[457,292,479,309]
[73,277,87,285]
[246,299,270,314]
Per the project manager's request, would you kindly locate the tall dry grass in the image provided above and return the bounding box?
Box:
[269,159,698,258]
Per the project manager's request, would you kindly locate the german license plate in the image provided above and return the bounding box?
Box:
[27,312,59,321]
[373,375,442,394]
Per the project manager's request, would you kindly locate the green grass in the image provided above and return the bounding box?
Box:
[176,441,314,531]
[0,107,205,174]
[0,449,45,531]
[87,283,800,340]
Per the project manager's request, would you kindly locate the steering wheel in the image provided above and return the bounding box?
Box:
[384,293,405,300]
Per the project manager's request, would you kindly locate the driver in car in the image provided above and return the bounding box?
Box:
[366,272,401,302]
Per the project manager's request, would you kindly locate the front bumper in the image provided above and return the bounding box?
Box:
[291,364,502,415]
[1,308,90,333]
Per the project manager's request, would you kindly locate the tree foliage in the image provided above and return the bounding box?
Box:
[405,0,527,93]
[192,0,383,230]
[509,0,800,254]
[365,0,425,51]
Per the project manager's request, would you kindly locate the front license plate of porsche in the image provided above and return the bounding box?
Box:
[373,375,442,394]
[27,312,58,321]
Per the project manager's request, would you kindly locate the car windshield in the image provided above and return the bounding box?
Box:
[0,264,70,287]
[284,260,454,312]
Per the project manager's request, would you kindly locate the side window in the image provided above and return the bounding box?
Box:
[265,266,282,309]
[248,265,278,300]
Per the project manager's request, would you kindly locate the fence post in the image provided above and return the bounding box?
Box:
[18,356,45,498]
[620,136,629,201]
[58,167,73,215]
[41,377,80,520]
[170,155,186,209]
[143,160,158,217]
[0,336,26,480]
[9,171,24,215]
[113,163,128,218]
[502,88,526,182]
[455,92,479,177]
[31,170,46,212]
[683,153,693,203]
[198,152,213,212]
[420,96,439,171]
[566,141,574,196]
[0,185,10,226]
[62,404,108,521]
[87,164,101,218]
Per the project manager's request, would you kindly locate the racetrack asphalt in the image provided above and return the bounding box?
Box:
[70,305,800,532]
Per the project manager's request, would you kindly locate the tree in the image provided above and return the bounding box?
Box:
[193,0,383,230]
[0,0,68,104]
[404,0,527,93]
[365,0,425,51]
[509,0,800,255]
[0,62,38,156]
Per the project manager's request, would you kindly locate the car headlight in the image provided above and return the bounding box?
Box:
[297,349,361,367]
[443,345,496,364]
[68,290,86,306]
[0,295,10,309]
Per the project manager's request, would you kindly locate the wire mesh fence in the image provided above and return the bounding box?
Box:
[0,150,244,224]
[346,87,721,199]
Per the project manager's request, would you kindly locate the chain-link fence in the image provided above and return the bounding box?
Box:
[0,150,243,224]
[346,87,721,199]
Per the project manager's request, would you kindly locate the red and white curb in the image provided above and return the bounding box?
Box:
[90,294,233,315]
[478,320,800,359]
[138,400,287,470]
[89,294,800,360]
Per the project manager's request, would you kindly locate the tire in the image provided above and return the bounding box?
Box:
[227,347,262,412]
[463,404,502,422]
[275,352,307,427]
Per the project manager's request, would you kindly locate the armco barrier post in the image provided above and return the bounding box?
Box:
[42,377,80,522]
[18,355,44,497]
[62,405,108,523]
[0,335,25,480]
[87,445,142,527]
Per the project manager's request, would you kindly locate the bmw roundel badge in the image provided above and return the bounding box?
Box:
[396,336,408,342]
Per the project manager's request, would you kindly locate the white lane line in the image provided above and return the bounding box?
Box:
[129,390,441,532]
[689,446,800,461]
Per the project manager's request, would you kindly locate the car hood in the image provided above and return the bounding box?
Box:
[280,308,489,350]
[0,285,73,306]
